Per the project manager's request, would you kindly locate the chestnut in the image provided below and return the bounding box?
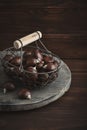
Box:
[10,56,21,66]
[3,54,13,62]
[4,66,15,76]
[18,88,31,99]
[26,66,37,73]
[53,60,59,68]
[11,67,21,77]
[2,82,15,94]
[25,66,38,81]
[33,49,43,61]
[23,50,32,58]
[43,55,54,63]
[5,66,21,78]
[38,73,49,82]
[36,61,44,71]
[25,57,39,67]
[43,62,57,71]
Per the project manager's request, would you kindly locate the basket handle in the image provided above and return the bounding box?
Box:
[13,31,42,49]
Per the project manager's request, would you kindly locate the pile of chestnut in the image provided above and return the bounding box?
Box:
[2,48,59,88]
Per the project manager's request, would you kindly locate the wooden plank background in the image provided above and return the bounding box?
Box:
[0,0,87,130]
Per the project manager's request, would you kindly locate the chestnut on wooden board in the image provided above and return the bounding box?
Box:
[2,82,15,93]
[18,88,31,99]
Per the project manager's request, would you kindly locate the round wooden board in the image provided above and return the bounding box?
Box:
[0,57,71,111]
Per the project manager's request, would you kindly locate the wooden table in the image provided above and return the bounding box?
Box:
[0,0,87,130]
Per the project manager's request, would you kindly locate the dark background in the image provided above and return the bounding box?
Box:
[0,0,87,130]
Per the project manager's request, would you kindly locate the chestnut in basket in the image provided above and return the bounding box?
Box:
[52,60,59,69]
[26,66,37,73]
[3,54,13,62]
[43,62,58,71]
[5,66,21,79]
[12,67,21,76]
[36,60,44,71]
[23,50,32,58]
[33,49,43,61]
[25,57,39,67]
[38,73,49,82]
[24,66,38,87]
[10,56,21,66]
[43,55,54,63]
[26,66,38,81]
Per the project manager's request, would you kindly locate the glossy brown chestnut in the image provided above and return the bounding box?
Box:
[25,66,38,81]
[2,82,15,93]
[34,49,43,61]
[6,66,21,77]
[18,88,31,99]
[25,57,39,67]
[43,55,54,63]
[53,60,59,68]
[10,56,21,66]
[3,54,13,62]
[11,67,21,77]
[26,66,37,73]
[44,62,57,71]
[23,50,32,58]
[36,60,44,70]
[38,73,49,82]
[4,66,15,76]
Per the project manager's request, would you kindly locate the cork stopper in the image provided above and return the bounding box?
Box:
[13,31,42,49]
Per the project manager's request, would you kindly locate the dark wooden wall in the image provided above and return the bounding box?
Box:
[0,0,87,130]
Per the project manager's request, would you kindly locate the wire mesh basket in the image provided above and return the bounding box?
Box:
[0,32,61,89]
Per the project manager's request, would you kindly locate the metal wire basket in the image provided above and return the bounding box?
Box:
[0,32,61,89]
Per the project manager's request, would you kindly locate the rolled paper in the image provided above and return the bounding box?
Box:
[13,31,42,49]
